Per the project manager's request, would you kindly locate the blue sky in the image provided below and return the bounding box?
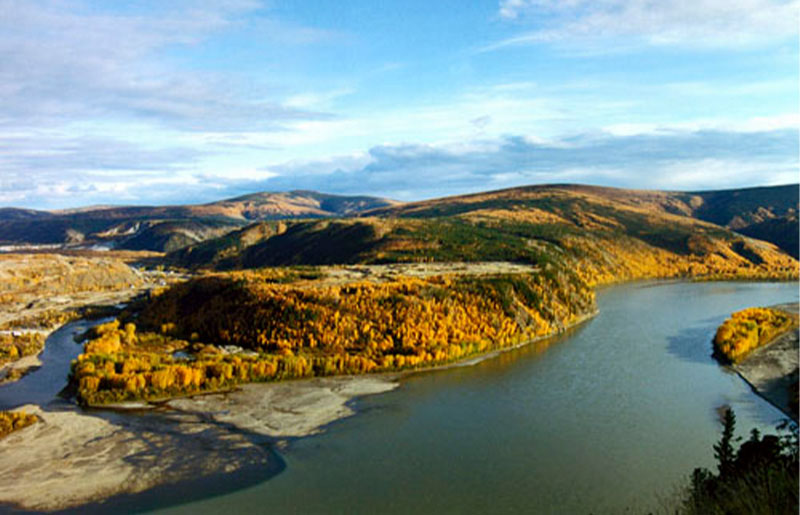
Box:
[1,0,797,208]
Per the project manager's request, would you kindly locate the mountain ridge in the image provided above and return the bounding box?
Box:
[0,191,399,252]
[168,183,799,284]
[1,183,797,259]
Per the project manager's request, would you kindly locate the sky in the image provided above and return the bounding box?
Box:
[1,0,798,209]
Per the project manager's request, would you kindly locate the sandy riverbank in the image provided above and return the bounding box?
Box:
[0,291,595,511]
[0,374,398,512]
[732,302,799,422]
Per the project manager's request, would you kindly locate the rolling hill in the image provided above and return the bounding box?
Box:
[365,183,799,256]
[0,191,398,252]
[71,183,800,406]
[168,184,799,285]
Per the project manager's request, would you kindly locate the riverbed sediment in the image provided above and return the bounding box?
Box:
[731,302,799,422]
[0,300,598,511]
[0,373,398,512]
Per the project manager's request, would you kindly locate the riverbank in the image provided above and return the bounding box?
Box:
[0,374,398,512]
[0,283,596,512]
[0,286,156,386]
[731,302,799,422]
[0,279,790,512]
[0,251,178,387]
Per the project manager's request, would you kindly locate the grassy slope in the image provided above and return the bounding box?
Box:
[168,184,799,285]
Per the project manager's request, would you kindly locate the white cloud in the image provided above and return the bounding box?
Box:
[0,0,329,131]
[283,88,356,109]
[251,128,798,199]
[602,114,800,136]
[655,159,799,190]
[491,0,799,49]
[4,127,796,208]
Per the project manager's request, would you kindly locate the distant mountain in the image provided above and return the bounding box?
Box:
[687,185,798,258]
[0,191,399,252]
[168,183,798,283]
[0,208,51,222]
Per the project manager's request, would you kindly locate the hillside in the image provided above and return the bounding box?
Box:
[168,184,799,285]
[365,183,799,256]
[0,191,398,252]
[70,183,800,406]
[72,266,596,405]
[688,185,799,258]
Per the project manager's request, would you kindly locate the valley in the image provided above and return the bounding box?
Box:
[0,183,797,512]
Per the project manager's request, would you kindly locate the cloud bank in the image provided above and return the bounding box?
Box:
[8,127,793,208]
[491,0,799,50]
[255,128,799,199]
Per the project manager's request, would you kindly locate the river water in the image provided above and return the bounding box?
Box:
[2,282,797,514]
[145,281,797,514]
[0,320,97,410]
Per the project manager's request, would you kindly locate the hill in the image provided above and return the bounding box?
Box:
[168,184,798,285]
[364,183,799,256]
[71,183,800,406]
[687,185,798,258]
[0,191,398,252]
[73,266,597,405]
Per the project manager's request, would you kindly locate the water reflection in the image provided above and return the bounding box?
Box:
[665,321,717,364]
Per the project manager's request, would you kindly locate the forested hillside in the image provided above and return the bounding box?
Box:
[72,268,595,405]
[69,184,800,405]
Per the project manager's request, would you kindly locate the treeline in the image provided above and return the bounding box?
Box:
[679,409,798,514]
[0,309,80,331]
[0,332,45,366]
[72,271,595,405]
[713,307,798,363]
[0,410,37,438]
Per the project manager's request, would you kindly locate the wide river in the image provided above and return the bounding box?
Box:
[143,281,797,514]
[1,282,796,514]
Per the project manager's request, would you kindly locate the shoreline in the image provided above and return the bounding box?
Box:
[730,302,799,423]
[0,278,793,512]
[0,374,400,512]
[0,305,597,512]
[397,308,599,375]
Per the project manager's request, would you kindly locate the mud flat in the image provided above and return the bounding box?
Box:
[0,375,398,512]
[166,375,398,438]
[0,353,42,384]
[732,302,799,422]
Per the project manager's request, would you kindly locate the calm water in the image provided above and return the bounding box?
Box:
[145,281,799,514]
[1,283,797,514]
[0,320,96,410]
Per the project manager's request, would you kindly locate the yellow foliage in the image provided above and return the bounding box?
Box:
[713,307,798,363]
[72,271,596,405]
[0,410,37,438]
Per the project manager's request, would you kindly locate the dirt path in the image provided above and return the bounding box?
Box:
[317,261,539,285]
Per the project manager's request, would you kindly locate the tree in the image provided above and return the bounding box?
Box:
[713,408,739,478]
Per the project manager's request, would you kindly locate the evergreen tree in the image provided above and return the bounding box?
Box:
[713,408,739,478]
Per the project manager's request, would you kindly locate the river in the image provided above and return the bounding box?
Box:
[2,282,798,513]
[152,281,798,514]
[0,319,98,411]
